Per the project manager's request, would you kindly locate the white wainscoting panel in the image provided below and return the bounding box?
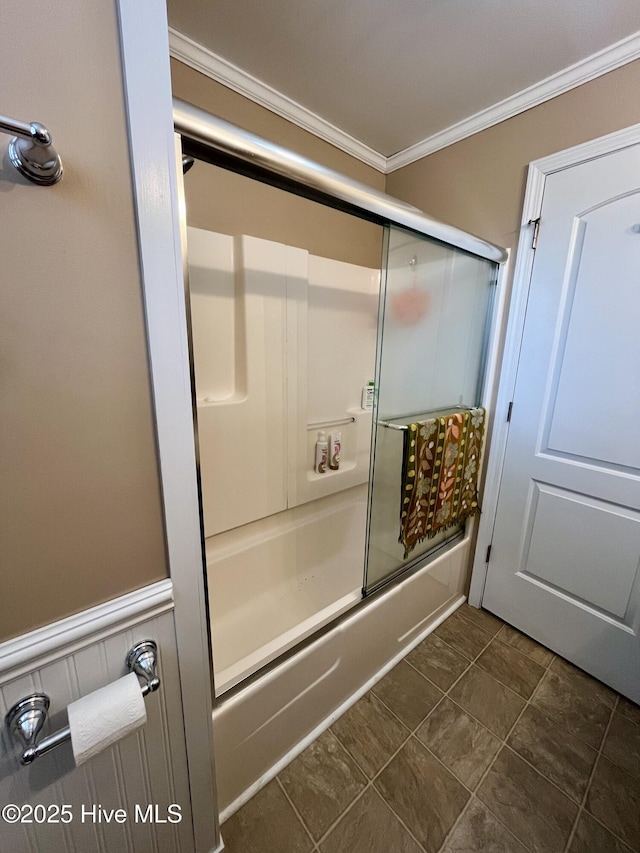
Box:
[0,602,195,852]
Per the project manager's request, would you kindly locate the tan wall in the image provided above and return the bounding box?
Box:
[0,0,167,642]
[6,23,631,643]
[171,60,385,268]
[386,60,640,254]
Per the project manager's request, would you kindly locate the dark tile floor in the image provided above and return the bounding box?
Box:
[221,603,640,853]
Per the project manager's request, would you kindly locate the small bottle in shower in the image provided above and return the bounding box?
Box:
[362,381,375,410]
[315,431,328,473]
[329,431,341,470]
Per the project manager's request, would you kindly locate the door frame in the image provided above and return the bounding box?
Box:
[469,120,640,608]
[117,3,221,852]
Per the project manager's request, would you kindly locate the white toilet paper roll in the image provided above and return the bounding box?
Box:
[68,672,147,766]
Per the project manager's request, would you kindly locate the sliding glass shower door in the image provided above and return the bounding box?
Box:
[364,225,497,593]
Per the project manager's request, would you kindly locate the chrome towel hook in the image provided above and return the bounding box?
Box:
[0,114,63,185]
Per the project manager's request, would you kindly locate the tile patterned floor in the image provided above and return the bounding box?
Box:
[221,603,640,853]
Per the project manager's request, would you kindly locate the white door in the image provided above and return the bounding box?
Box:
[483,141,640,702]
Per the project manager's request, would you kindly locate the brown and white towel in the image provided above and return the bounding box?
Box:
[400,408,485,558]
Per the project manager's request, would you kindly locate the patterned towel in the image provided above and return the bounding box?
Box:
[399,408,485,559]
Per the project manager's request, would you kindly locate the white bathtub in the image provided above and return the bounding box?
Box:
[212,531,470,818]
[206,485,367,694]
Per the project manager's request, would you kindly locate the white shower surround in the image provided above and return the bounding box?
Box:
[206,484,367,692]
[189,229,380,693]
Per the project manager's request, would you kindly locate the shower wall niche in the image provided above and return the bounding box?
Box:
[188,226,379,692]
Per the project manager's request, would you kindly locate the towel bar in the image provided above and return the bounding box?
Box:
[307,415,357,430]
[0,113,63,185]
[378,405,471,431]
[5,640,160,765]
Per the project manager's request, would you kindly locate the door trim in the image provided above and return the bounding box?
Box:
[117,2,221,851]
[469,121,640,607]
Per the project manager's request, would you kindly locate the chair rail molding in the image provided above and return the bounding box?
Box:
[0,580,174,683]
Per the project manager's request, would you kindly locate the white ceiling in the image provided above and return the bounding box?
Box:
[167,0,640,164]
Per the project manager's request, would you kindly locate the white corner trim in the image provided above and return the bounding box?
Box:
[0,579,174,682]
[386,30,640,172]
[168,28,387,173]
[121,5,222,852]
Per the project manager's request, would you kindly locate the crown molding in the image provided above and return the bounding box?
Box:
[168,28,387,172]
[386,30,640,172]
[169,27,640,176]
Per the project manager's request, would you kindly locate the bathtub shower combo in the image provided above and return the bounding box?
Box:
[173,99,507,816]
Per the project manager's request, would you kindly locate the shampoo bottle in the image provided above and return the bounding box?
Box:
[315,431,328,473]
[329,431,341,470]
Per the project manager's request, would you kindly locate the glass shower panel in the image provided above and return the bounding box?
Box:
[364,225,496,593]
[183,154,385,692]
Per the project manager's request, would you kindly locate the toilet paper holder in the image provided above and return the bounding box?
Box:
[5,640,160,765]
